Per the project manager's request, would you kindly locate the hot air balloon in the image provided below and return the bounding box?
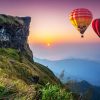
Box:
[92,19,100,37]
[69,8,93,38]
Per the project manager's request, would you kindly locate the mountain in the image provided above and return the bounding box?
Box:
[34,57,100,86]
[0,14,62,99]
[0,14,80,100]
[65,80,100,100]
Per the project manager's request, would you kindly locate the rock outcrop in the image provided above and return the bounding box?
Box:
[0,14,33,59]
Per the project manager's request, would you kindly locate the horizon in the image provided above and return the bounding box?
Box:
[34,55,100,63]
[31,42,100,60]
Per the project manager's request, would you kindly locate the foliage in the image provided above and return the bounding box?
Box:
[40,83,74,100]
[0,48,61,99]
[0,14,24,25]
[0,48,79,99]
[0,84,15,99]
[0,48,19,60]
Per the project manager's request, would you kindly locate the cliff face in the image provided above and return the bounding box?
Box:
[0,14,32,59]
[0,14,61,99]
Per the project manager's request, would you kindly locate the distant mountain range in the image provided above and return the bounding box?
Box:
[65,80,100,100]
[34,57,100,86]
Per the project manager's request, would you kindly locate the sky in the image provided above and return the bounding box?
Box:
[0,0,100,60]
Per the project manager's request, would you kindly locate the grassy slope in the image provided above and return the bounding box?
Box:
[0,48,60,99]
[0,48,79,100]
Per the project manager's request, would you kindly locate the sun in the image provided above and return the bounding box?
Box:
[47,43,51,47]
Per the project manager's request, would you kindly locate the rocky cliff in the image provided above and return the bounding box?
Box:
[0,14,33,59]
[0,14,62,99]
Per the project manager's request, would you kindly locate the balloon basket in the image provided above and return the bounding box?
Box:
[81,35,84,38]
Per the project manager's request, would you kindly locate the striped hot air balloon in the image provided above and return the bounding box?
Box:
[92,19,100,37]
[69,8,93,38]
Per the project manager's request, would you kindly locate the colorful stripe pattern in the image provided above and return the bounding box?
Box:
[69,8,93,37]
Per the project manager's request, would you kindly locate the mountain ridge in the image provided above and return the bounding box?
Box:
[34,57,100,86]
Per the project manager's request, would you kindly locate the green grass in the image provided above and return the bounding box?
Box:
[0,48,19,60]
[0,48,62,99]
[0,14,24,25]
[0,48,79,99]
[40,83,74,100]
[0,84,16,99]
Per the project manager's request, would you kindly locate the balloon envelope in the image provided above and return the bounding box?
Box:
[69,8,93,37]
[92,19,100,37]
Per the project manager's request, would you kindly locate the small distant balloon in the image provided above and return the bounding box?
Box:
[92,19,100,37]
[69,8,93,38]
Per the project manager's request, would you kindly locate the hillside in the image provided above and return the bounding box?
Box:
[65,80,100,100]
[0,49,80,100]
[0,48,61,99]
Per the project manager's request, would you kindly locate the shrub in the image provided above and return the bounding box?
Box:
[0,48,19,60]
[0,85,15,99]
[40,83,74,100]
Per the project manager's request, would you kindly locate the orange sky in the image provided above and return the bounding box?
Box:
[0,0,99,46]
[27,0,100,46]
[28,23,100,46]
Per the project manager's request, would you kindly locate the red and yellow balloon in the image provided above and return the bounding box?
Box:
[69,8,93,38]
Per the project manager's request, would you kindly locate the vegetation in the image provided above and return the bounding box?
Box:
[0,84,16,99]
[40,83,74,100]
[0,48,19,60]
[0,14,24,25]
[0,48,61,99]
[0,48,79,99]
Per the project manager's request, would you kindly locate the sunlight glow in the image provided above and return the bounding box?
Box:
[47,43,51,47]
